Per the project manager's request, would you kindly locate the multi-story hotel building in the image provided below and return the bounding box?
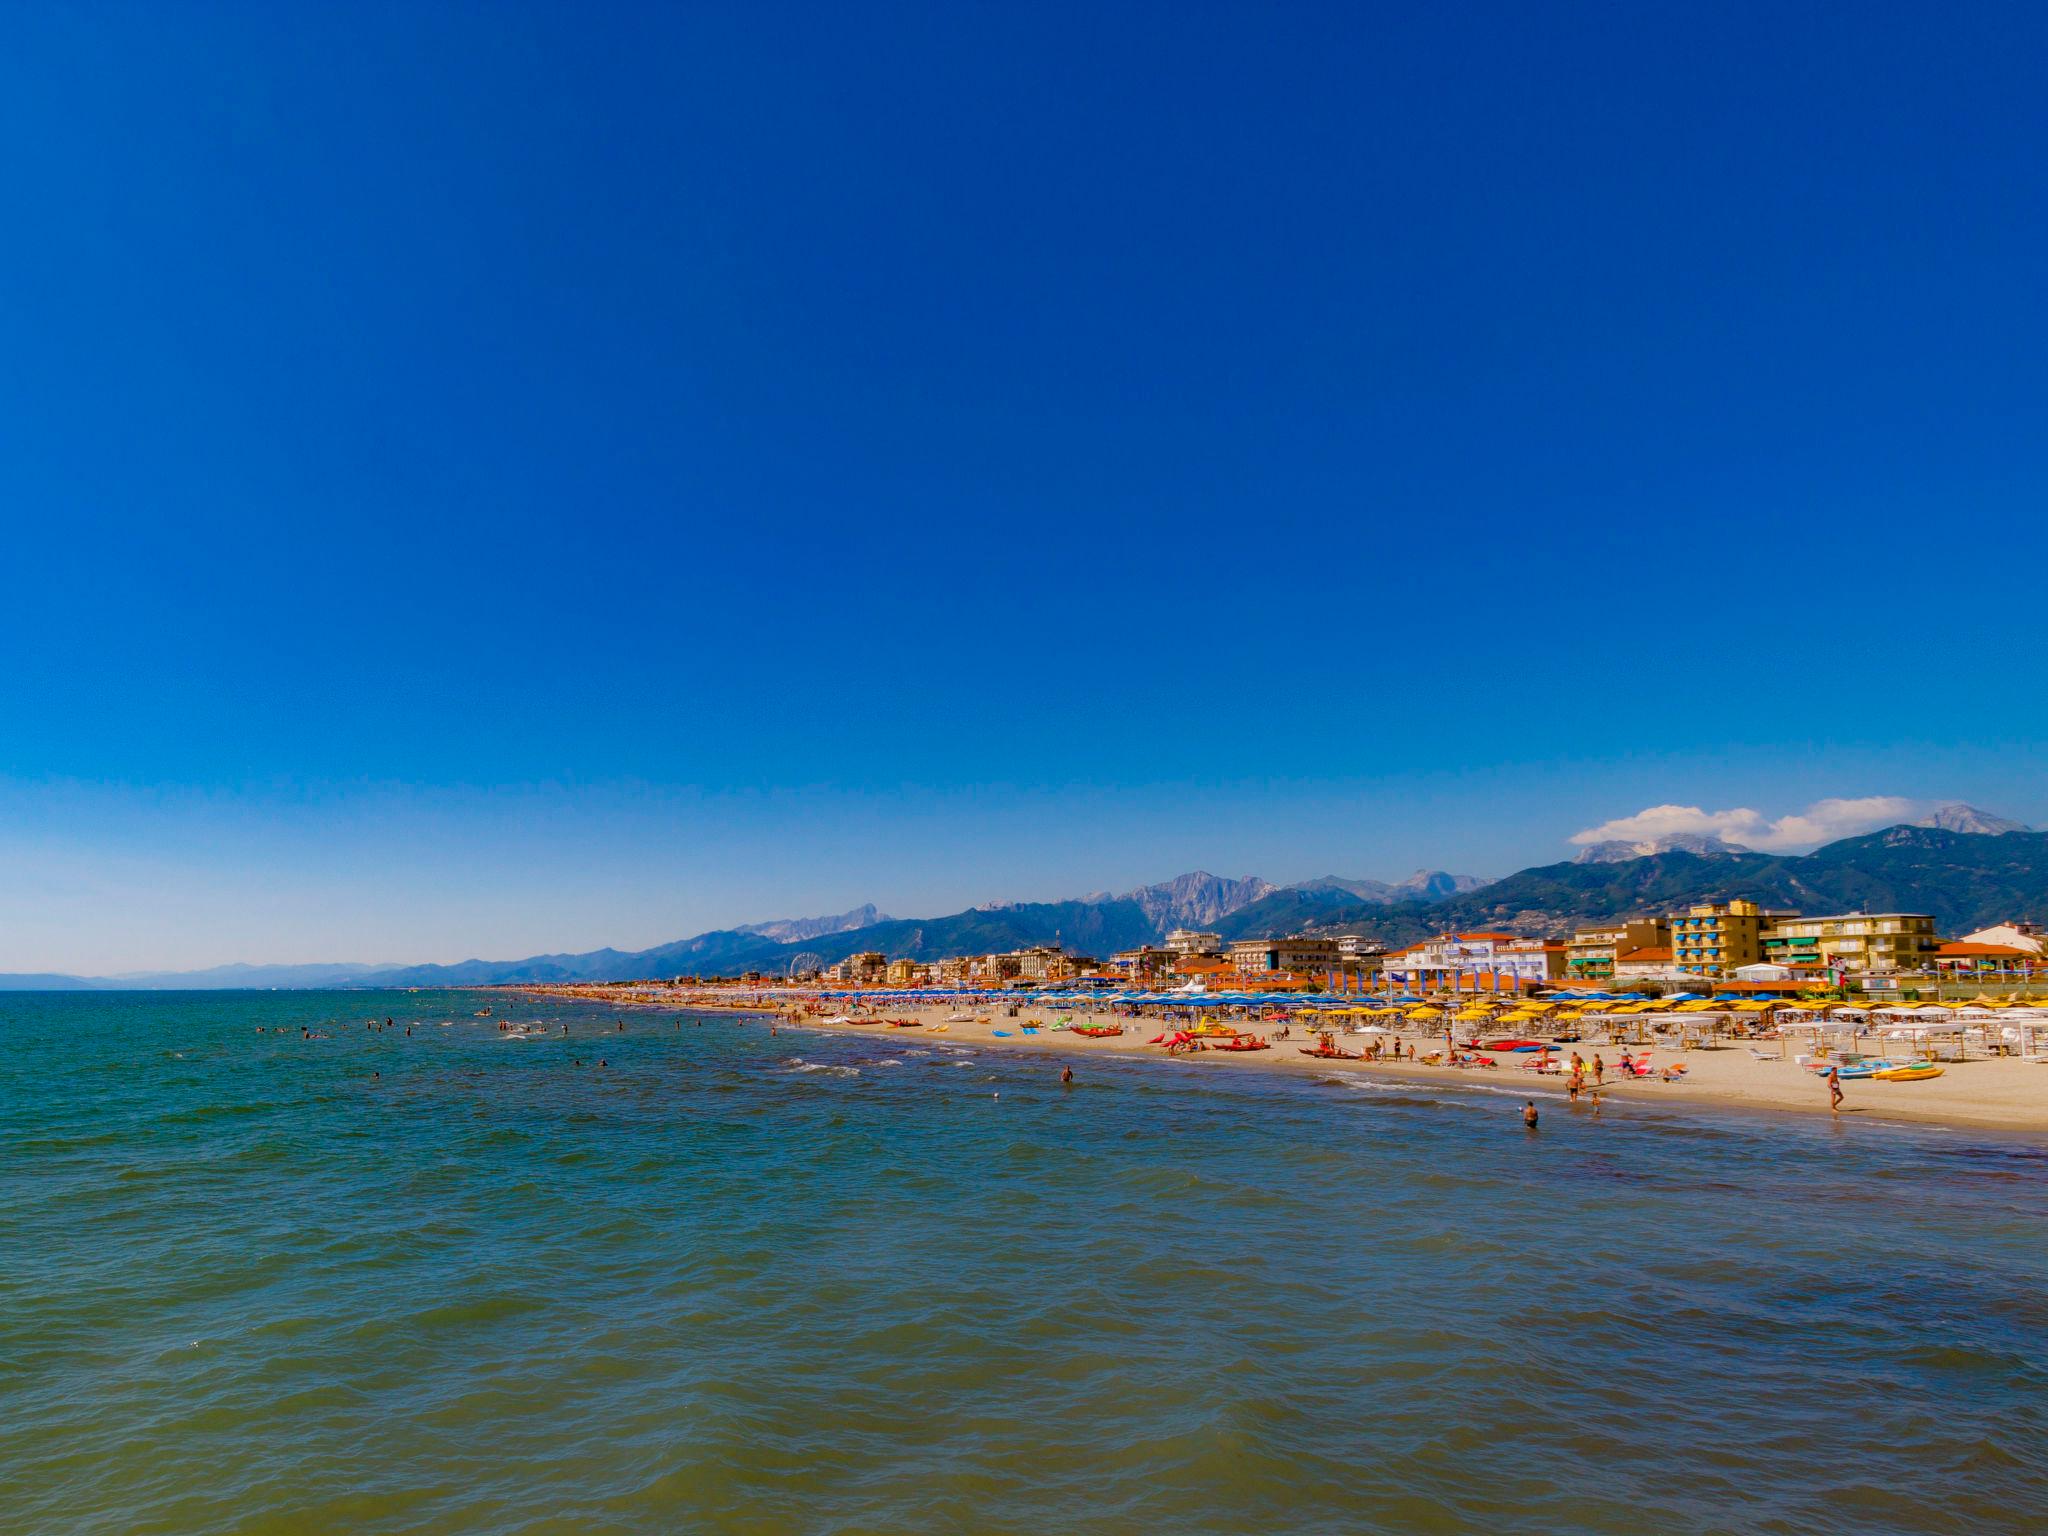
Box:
[1669,901,1784,976]
[1760,912,1938,975]
[1566,918,1671,980]
[1229,935,1342,975]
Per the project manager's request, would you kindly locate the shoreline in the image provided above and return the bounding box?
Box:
[505,987,2048,1138]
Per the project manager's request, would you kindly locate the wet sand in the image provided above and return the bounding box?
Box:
[517,989,2048,1136]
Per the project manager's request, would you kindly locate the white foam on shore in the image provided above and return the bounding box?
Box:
[783,1059,860,1077]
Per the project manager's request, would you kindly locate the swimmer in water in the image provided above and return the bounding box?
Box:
[1523,1100,1539,1129]
[1060,1065,1073,1085]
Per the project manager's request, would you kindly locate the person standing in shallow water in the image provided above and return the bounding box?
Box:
[1060,1065,1073,1085]
[1523,1100,1539,1129]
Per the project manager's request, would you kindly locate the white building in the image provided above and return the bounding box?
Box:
[1381,932,1565,987]
[1960,923,2044,956]
[1732,962,1794,983]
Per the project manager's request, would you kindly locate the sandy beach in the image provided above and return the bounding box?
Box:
[517,988,2048,1136]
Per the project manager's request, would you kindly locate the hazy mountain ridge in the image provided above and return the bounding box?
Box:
[733,904,892,943]
[1915,803,2029,836]
[9,824,2044,988]
[1303,825,2048,944]
[1573,833,1751,864]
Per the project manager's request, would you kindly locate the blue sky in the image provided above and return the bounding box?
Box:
[3,4,2045,972]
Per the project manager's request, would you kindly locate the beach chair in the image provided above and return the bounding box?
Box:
[1747,1048,1779,1062]
[1621,1055,1655,1078]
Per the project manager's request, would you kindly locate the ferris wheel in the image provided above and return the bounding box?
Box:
[788,952,824,980]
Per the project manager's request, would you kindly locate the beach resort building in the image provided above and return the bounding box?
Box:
[1336,934,1387,975]
[1934,941,2043,974]
[1111,946,1179,979]
[884,958,920,985]
[1959,922,2044,955]
[1613,945,1675,980]
[1668,901,1785,976]
[1229,935,1342,976]
[1758,912,1938,975]
[1381,932,1567,987]
[829,951,887,983]
[1566,918,1671,980]
[970,953,1022,983]
[1165,929,1225,957]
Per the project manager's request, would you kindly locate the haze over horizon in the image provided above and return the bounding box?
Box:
[5,4,2046,973]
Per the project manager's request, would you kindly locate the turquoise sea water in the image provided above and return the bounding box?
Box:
[3,990,2046,1535]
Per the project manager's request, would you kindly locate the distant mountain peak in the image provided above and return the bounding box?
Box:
[1393,868,1491,899]
[1121,871,1276,930]
[734,903,891,944]
[1914,803,2029,836]
[1572,832,1751,864]
[1293,870,1490,903]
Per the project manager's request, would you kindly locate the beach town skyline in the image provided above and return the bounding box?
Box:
[6,796,2041,985]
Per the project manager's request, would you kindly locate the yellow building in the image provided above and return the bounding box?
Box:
[1567,918,1671,980]
[1761,913,1938,975]
[1669,901,1785,977]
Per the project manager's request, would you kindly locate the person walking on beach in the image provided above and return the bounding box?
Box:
[1592,1053,1605,1086]
[1828,1066,1843,1114]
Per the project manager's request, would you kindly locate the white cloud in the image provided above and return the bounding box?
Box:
[1569,796,1925,853]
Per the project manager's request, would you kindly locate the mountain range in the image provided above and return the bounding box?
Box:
[0,869,1476,989]
[7,811,2045,989]
[1572,803,2030,862]
[732,904,892,943]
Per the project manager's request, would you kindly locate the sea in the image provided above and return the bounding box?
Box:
[3,989,2045,1535]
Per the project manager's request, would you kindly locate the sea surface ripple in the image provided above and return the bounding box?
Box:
[3,991,2046,1534]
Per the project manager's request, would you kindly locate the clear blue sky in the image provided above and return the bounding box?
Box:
[3,3,2045,972]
